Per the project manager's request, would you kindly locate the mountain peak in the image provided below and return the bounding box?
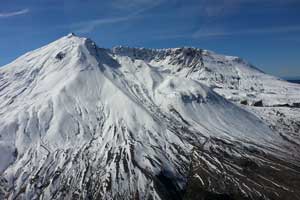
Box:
[1,35,300,200]
[67,32,76,37]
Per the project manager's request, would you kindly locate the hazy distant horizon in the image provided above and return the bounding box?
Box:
[284,76,300,80]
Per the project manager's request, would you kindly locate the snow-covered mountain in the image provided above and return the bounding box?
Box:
[0,34,299,200]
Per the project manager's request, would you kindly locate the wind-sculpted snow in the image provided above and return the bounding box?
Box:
[0,34,299,200]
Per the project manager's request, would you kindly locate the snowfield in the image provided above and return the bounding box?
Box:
[0,34,299,200]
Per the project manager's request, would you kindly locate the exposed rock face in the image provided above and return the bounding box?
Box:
[240,100,248,105]
[252,100,263,107]
[0,35,299,200]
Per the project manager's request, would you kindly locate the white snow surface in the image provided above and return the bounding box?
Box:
[0,35,299,199]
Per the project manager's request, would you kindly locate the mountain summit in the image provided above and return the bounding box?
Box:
[0,35,299,200]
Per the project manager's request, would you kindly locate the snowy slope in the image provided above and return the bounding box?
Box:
[0,34,299,200]
[112,46,300,106]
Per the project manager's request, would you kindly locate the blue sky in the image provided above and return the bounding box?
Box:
[1,0,300,78]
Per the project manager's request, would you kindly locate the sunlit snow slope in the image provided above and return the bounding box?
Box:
[0,34,299,200]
